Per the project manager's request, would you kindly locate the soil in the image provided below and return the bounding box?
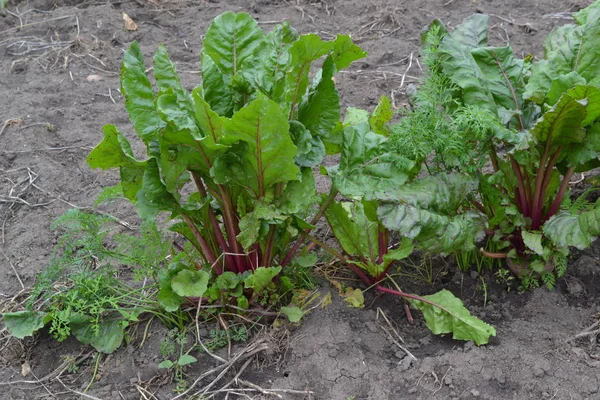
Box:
[1,0,600,399]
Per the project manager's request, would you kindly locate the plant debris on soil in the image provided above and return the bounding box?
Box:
[1,0,599,399]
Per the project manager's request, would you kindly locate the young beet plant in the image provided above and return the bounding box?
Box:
[87,12,367,318]
[321,98,496,345]
[382,1,600,289]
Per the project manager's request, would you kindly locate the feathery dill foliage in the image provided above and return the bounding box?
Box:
[27,209,173,341]
[390,23,501,175]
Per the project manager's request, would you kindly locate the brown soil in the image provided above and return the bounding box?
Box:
[1,0,599,399]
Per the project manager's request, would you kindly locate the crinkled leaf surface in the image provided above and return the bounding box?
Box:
[221,94,299,198]
[202,12,264,76]
[285,34,335,112]
[374,174,485,254]
[409,289,496,345]
[525,12,600,103]
[237,202,286,250]
[121,41,165,143]
[325,200,379,261]
[328,122,412,197]
[530,91,587,147]
[544,202,600,250]
[276,167,318,215]
[471,46,526,117]
[240,22,298,94]
[201,51,234,117]
[440,14,496,111]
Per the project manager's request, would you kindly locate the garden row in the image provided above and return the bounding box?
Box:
[4,0,600,351]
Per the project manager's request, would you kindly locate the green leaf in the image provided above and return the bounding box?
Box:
[158,360,174,369]
[325,200,379,261]
[70,317,124,354]
[449,14,489,48]
[530,92,587,147]
[544,202,600,250]
[383,237,414,264]
[216,271,241,290]
[409,289,496,345]
[136,158,181,218]
[298,56,340,141]
[3,311,47,339]
[567,85,600,126]
[222,93,299,198]
[574,1,600,24]
[328,122,412,197]
[343,288,364,309]
[240,22,299,95]
[374,174,485,254]
[237,296,249,310]
[280,306,303,322]
[87,125,146,200]
[203,12,265,77]
[244,266,281,293]
[177,354,198,366]
[329,34,367,71]
[276,167,318,215]
[171,269,210,297]
[0,0,8,8]
[237,202,286,250]
[522,230,544,255]
[471,46,526,117]
[121,42,165,143]
[153,44,183,92]
[285,34,335,112]
[546,72,587,106]
[369,96,393,136]
[561,122,600,168]
[201,51,234,117]
[439,14,496,111]
[575,11,600,83]
[524,14,600,103]
[294,253,318,268]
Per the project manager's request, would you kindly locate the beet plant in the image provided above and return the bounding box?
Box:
[87,12,366,318]
[322,98,496,345]
[381,1,600,289]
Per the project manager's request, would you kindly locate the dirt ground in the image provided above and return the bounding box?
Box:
[1,0,600,399]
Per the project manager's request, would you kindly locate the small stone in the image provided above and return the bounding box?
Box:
[394,350,406,360]
[464,341,474,351]
[471,389,480,397]
[470,271,479,280]
[495,370,506,384]
[408,387,417,394]
[444,376,453,386]
[399,359,414,372]
[129,377,138,384]
[364,322,378,333]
